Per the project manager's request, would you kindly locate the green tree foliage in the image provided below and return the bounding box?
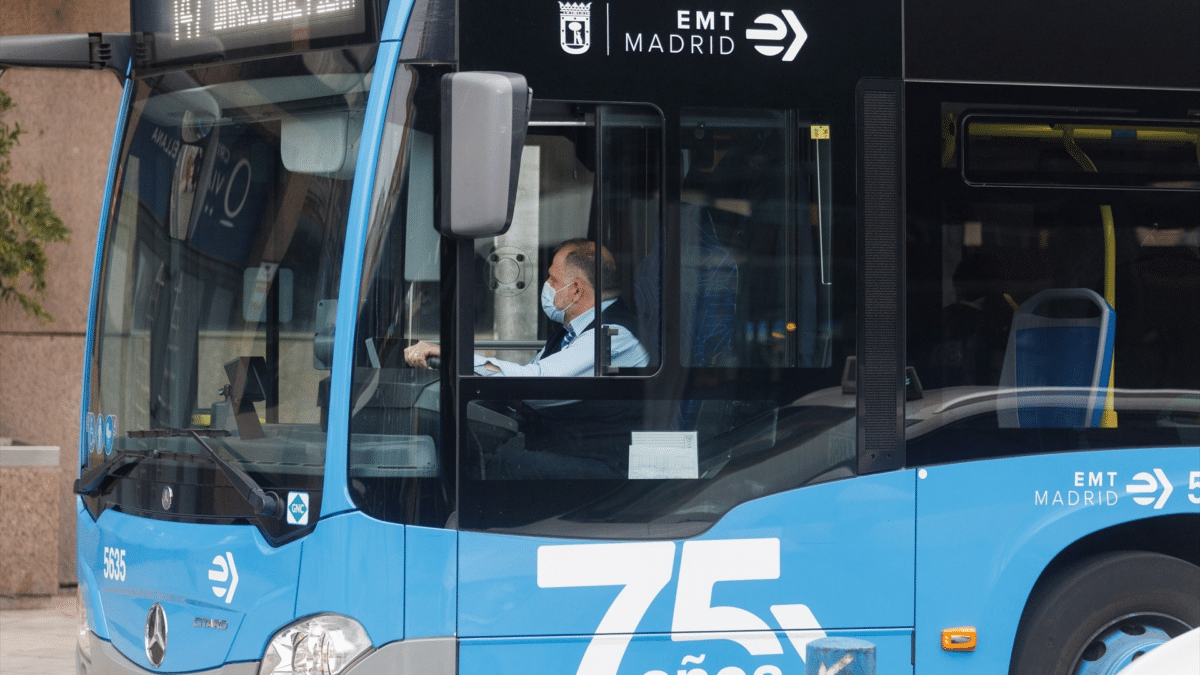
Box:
[0,88,69,323]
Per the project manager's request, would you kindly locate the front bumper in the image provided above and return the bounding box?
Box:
[76,632,456,675]
[76,632,257,674]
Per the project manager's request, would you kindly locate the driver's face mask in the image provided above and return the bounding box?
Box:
[540,280,576,323]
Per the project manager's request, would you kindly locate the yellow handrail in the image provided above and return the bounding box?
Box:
[968,123,1199,146]
[1100,203,1119,428]
[1056,126,1119,427]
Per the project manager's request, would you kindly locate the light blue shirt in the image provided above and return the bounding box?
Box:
[473,299,649,376]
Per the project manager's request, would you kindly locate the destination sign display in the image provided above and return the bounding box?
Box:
[133,0,376,65]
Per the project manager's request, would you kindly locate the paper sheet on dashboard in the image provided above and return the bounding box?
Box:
[628,431,699,479]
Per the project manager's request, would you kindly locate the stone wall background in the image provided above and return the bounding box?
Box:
[0,0,129,589]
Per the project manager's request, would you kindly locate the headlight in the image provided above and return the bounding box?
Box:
[259,614,371,675]
[76,583,91,660]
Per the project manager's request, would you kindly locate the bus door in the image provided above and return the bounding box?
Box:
[448,99,916,675]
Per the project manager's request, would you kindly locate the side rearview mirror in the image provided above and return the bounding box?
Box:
[440,72,531,238]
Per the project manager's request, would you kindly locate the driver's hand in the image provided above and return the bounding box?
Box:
[404,341,441,369]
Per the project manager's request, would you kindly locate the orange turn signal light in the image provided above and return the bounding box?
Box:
[941,626,977,652]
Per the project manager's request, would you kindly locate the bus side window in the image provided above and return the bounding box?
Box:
[678,109,833,370]
[469,102,663,376]
[458,106,856,527]
[906,113,1200,459]
[347,66,449,527]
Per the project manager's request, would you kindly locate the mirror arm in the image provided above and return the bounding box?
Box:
[0,33,130,83]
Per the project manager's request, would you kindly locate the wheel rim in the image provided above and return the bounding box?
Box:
[1072,613,1192,675]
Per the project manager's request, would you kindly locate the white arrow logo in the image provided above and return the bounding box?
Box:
[746,10,808,62]
[208,552,239,603]
[1126,469,1173,509]
[818,653,855,675]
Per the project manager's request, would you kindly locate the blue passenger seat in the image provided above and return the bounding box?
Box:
[997,288,1116,428]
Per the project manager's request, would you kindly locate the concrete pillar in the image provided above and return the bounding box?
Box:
[0,445,61,608]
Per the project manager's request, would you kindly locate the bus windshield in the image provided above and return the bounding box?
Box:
[84,47,375,540]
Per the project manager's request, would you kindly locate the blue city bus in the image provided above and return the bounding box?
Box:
[2,1,1199,673]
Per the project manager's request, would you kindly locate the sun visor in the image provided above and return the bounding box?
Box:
[281,110,361,178]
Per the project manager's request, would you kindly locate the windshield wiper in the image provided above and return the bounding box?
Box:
[74,449,156,497]
[185,430,285,519]
[74,428,231,496]
[75,428,284,520]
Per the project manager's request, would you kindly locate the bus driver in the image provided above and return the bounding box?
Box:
[404,239,649,375]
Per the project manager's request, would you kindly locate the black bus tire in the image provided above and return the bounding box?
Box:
[1009,551,1200,675]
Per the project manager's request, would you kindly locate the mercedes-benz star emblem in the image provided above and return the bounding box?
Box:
[161,486,173,511]
[145,603,168,668]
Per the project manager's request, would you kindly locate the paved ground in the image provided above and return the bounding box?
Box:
[0,594,77,674]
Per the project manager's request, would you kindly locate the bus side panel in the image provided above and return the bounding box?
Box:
[914,448,1200,674]
[458,472,916,675]
[293,511,405,646]
[405,525,457,639]
[76,498,110,641]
